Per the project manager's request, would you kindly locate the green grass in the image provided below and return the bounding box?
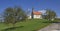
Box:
[0,19,51,31]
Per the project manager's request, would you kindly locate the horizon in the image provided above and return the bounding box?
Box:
[0,0,60,18]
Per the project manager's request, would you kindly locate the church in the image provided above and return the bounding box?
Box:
[28,11,42,19]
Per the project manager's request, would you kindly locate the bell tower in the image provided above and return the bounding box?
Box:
[31,7,34,19]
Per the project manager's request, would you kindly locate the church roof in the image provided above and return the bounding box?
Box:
[33,11,42,15]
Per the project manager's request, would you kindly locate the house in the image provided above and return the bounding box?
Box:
[28,11,42,19]
[33,11,42,19]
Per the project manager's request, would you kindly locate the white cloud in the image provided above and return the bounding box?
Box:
[38,10,46,14]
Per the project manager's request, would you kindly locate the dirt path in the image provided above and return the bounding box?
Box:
[38,23,60,31]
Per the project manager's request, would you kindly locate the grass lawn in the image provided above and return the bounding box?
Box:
[0,19,51,31]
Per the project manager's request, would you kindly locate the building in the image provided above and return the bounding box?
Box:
[28,11,42,19]
[33,11,42,19]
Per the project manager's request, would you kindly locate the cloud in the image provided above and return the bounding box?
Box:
[38,10,46,14]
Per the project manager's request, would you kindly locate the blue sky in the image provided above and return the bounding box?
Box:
[0,0,60,17]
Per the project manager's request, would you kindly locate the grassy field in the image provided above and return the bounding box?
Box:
[0,19,51,31]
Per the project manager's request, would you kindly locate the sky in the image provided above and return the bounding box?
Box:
[0,0,60,18]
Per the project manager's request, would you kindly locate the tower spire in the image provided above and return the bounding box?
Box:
[31,7,34,19]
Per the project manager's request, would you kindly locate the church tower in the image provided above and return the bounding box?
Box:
[31,7,34,19]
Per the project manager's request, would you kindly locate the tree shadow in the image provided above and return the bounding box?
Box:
[1,26,24,31]
[32,30,37,31]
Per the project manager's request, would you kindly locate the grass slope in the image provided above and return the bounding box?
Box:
[0,19,50,31]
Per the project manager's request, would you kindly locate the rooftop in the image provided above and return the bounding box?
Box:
[33,11,42,15]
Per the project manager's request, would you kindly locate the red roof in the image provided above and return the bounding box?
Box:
[33,11,42,15]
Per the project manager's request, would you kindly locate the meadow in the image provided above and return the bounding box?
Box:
[0,19,51,31]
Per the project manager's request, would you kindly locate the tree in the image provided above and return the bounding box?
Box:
[4,6,27,26]
[45,9,56,21]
